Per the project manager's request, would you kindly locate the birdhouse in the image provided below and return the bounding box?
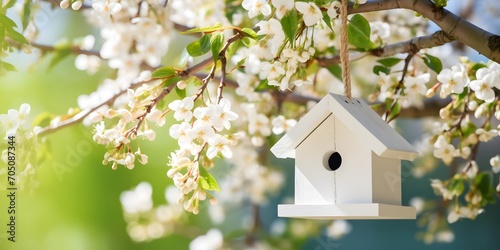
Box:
[271,93,418,219]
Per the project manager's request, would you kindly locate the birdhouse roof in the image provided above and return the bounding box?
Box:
[271,93,418,161]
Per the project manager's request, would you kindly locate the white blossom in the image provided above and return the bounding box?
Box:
[189,229,223,250]
[242,0,271,18]
[469,69,497,103]
[120,182,153,214]
[272,0,294,19]
[433,135,459,165]
[0,103,31,137]
[169,97,194,122]
[295,2,322,27]
[326,220,352,239]
[327,1,341,19]
[490,155,500,173]
[437,63,469,97]
[272,115,297,135]
[207,135,232,159]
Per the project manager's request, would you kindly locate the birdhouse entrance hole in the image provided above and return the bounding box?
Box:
[323,151,342,171]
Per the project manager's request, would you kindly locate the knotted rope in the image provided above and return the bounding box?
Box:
[340,0,352,100]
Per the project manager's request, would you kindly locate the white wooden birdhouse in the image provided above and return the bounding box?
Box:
[271,93,418,219]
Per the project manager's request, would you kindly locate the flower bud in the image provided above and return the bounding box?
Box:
[71,0,83,10]
[426,88,435,98]
[439,108,449,119]
[468,100,478,111]
[59,0,70,9]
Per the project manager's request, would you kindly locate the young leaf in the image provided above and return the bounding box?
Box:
[48,48,72,69]
[178,49,190,68]
[280,10,298,46]
[198,166,221,191]
[347,14,376,50]
[241,37,257,47]
[475,172,495,204]
[187,35,212,57]
[21,0,33,30]
[6,28,29,44]
[162,75,182,88]
[322,12,333,31]
[241,28,258,40]
[423,53,443,73]
[180,22,222,34]
[387,101,401,122]
[152,66,176,79]
[373,65,390,75]
[33,112,54,127]
[175,87,186,99]
[254,79,273,91]
[0,13,17,29]
[377,57,402,67]
[1,61,17,72]
[211,33,224,62]
[326,65,342,80]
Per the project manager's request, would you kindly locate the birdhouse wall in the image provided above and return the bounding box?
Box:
[371,153,402,205]
[294,114,373,205]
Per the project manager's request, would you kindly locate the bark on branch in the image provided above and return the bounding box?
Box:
[317,30,455,67]
[350,0,500,63]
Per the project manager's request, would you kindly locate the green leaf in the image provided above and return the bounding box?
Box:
[186,34,211,57]
[198,166,221,191]
[3,0,17,10]
[475,172,495,204]
[49,48,72,69]
[377,57,402,67]
[280,10,298,46]
[423,53,443,73]
[152,66,176,79]
[322,12,333,31]
[6,29,29,44]
[1,61,16,72]
[347,14,376,50]
[0,13,17,28]
[211,33,224,62]
[180,22,222,34]
[178,49,190,68]
[185,75,203,86]
[254,79,273,91]
[449,174,465,196]
[326,65,342,80]
[373,65,390,75]
[161,75,182,88]
[241,28,258,40]
[236,58,246,68]
[21,0,33,31]
[387,101,401,122]
[33,112,54,127]
[241,37,257,47]
[175,87,186,99]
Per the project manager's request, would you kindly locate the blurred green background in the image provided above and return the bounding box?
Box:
[1,3,500,250]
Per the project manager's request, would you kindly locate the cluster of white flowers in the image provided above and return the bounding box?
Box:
[89,77,166,170]
[166,97,239,213]
[120,183,184,242]
[216,138,284,205]
[0,104,42,191]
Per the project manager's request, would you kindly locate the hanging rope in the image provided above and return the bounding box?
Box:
[340,0,352,100]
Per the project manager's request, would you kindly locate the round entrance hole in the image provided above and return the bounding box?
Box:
[323,151,342,171]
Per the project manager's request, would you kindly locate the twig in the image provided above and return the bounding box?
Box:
[350,0,500,63]
[317,31,454,67]
[38,79,155,136]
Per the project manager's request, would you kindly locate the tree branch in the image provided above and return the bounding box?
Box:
[37,79,154,136]
[350,0,500,63]
[317,30,454,67]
